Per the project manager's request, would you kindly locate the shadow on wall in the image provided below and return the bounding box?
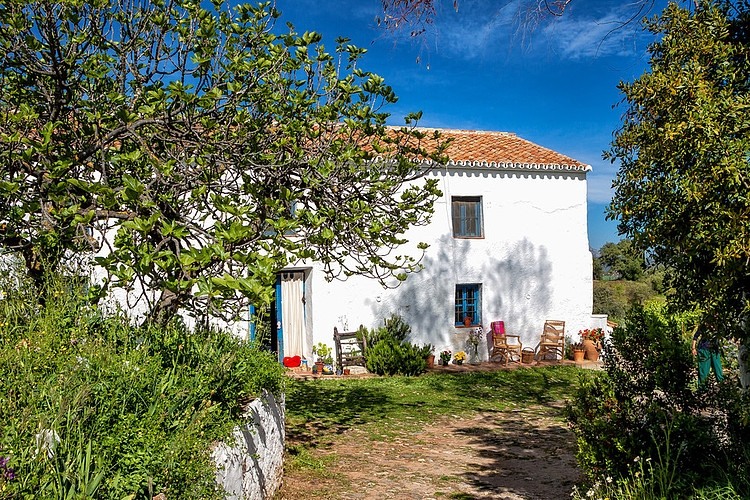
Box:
[213,391,286,499]
[366,234,553,350]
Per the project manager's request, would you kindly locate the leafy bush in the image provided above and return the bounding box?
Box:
[566,303,750,498]
[365,338,428,376]
[0,273,285,499]
[593,280,661,323]
[361,315,430,376]
[361,314,412,351]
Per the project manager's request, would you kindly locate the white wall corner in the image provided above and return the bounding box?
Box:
[213,390,286,499]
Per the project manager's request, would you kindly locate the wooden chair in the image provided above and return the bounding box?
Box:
[334,326,367,370]
[489,321,522,365]
[533,320,565,361]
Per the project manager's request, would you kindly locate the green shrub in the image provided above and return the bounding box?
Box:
[382,314,411,343]
[593,280,661,323]
[0,273,285,499]
[566,303,750,498]
[361,315,430,376]
[360,313,412,352]
[365,337,427,376]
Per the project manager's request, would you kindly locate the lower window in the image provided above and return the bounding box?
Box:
[455,284,481,326]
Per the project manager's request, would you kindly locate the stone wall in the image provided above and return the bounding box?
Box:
[213,390,285,499]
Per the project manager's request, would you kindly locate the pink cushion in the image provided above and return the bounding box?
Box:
[491,321,506,336]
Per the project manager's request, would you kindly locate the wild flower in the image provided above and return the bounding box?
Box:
[0,455,15,483]
[579,328,604,343]
[467,327,484,347]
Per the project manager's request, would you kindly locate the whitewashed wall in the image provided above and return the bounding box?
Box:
[294,164,594,360]
[213,390,285,500]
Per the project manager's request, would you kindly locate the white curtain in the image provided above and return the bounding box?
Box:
[281,272,305,357]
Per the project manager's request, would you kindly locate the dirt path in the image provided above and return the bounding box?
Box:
[276,401,581,500]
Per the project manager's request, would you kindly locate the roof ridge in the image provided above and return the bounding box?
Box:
[386,125,516,137]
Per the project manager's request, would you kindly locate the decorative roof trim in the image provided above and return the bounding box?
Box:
[419,158,592,172]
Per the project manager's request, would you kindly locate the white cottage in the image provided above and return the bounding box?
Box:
[261,128,599,363]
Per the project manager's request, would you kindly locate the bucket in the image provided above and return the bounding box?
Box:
[521,348,535,364]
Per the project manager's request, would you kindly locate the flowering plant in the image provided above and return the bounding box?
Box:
[0,455,16,487]
[467,327,484,347]
[439,350,452,364]
[454,351,467,362]
[579,328,604,343]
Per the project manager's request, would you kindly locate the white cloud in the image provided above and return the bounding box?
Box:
[541,5,652,60]
[431,0,527,60]
[415,0,656,62]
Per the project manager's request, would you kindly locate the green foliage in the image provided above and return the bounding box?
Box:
[360,313,412,350]
[607,1,750,334]
[592,254,604,280]
[359,315,430,376]
[382,314,412,343]
[0,273,285,499]
[598,239,646,281]
[566,303,750,498]
[365,337,427,376]
[312,342,333,364]
[593,279,661,323]
[0,0,447,324]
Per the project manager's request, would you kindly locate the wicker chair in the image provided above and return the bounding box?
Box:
[533,320,565,361]
[489,321,522,365]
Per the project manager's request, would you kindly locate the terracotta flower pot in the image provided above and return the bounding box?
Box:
[573,349,585,363]
[583,339,600,362]
[426,354,435,368]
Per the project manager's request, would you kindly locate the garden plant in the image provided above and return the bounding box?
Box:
[567,303,750,499]
[0,270,285,499]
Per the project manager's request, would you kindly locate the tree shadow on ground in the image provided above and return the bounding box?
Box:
[285,379,411,450]
[285,366,579,451]
[452,402,581,499]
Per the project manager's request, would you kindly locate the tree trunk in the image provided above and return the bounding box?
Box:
[144,288,185,327]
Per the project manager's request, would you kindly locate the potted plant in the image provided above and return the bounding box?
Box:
[572,342,585,363]
[454,351,467,365]
[579,328,604,361]
[466,327,484,364]
[463,315,472,327]
[422,344,435,368]
[312,342,333,374]
[439,350,452,366]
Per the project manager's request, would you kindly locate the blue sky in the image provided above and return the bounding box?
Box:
[271,0,668,250]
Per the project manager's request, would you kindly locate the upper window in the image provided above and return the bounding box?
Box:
[455,284,481,326]
[452,197,483,238]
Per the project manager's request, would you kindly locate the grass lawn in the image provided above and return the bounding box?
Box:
[283,365,593,476]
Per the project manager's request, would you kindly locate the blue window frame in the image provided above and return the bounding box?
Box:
[452,196,483,238]
[455,284,481,326]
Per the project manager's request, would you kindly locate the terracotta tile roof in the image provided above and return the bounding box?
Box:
[414,128,590,172]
